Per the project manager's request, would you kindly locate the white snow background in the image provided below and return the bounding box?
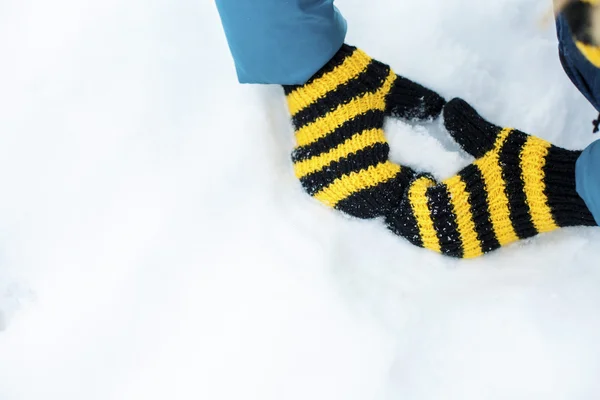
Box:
[1,0,600,399]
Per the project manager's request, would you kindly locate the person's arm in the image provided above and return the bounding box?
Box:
[215,0,347,85]
[576,142,600,225]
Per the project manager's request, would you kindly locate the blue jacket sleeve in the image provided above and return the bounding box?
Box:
[576,140,600,225]
[215,0,347,85]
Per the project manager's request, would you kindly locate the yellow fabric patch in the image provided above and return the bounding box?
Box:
[443,175,483,258]
[576,41,600,68]
[313,162,401,207]
[286,49,372,116]
[520,137,559,233]
[474,128,519,246]
[294,70,396,147]
[293,128,387,178]
[408,176,441,253]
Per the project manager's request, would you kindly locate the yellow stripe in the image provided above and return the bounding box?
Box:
[474,128,519,246]
[575,41,600,68]
[313,162,401,207]
[293,129,387,178]
[286,49,372,116]
[294,70,396,147]
[520,137,559,233]
[443,175,483,258]
[408,176,441,253]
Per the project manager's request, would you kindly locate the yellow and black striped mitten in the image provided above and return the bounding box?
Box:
[561,0,600,67]
[283,44,446,219]
[385,98,597,258]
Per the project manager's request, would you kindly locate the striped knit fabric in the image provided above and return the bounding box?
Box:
[282,45,595,258]
[385,98,597,258]
[283,44,445,219]
[562,0,600,67]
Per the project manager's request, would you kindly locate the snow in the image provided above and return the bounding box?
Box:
[1,0,600,398]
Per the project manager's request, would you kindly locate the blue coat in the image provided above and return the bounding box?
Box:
[215,0,346,85]
[215,1,600,225]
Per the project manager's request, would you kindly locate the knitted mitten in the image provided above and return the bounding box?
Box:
[384,98,597,258]
[561,0,600,67]
[283,44,446,219]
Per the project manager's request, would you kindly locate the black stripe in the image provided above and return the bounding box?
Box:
[544,146,596,227]
[336,167,416,219]
[384,179,424,248]
[292,110,385,163]
[562,1,596,45]
[499,130,538,239]
[291,60,390,129]
[427,184,464,258]
[283,45,357,95]
[443,99,505,158]
[459,164,501,253]
[299,142,389,196]
[385,74,445,121]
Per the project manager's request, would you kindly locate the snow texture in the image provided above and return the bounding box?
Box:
[1,0,600,399]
